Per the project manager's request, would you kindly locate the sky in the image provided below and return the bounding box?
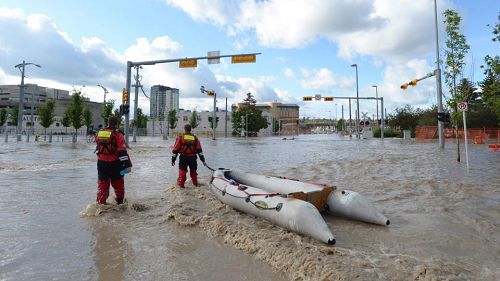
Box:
[0,0,498,119]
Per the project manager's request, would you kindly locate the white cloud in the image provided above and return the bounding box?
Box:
[300,68,353,92]
[283,67,295,78]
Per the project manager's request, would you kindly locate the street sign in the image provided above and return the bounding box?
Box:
[207,51,220,64]
[361,112,368,119]
[315,94,322,101]
[324,96,334,101]
[179,59,197,68]
[458,102,468,112]
[231,54,256,64]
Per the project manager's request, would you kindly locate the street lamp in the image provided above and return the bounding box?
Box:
[15,61,41,141]
[97,84,109,103]
[434,0,445,148]
[351,63,360,139]
[200,86,217,140]
[372,85,379,123]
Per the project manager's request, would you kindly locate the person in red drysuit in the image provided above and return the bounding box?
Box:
[171,124,206,188]
[95,116,132,204]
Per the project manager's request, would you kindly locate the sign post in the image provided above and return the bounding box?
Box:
[458,102,469,169]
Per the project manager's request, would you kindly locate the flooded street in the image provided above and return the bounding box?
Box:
[0,134,499,280]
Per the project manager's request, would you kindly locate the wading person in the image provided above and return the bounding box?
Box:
[171,124,206,188]
[95,116,132,205]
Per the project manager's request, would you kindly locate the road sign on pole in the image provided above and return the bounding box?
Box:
[458,102,468,112]
[207,51,220,64]
[179,59,198,68]
[231,54,256,64]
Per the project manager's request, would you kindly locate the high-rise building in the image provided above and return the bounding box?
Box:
[150,85,179,121]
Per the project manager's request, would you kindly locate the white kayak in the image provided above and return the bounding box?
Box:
[210,169,336,245]
[222,170,390,226]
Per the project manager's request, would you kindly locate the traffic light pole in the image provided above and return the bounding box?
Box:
[434,0,445,149]
[123,52,261,145]
[132,66,140,142]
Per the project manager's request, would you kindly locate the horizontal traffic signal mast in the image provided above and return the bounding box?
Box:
[400,70,436,90]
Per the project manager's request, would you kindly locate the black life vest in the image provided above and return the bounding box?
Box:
[95,129,118,155]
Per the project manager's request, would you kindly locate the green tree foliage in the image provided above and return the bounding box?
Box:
[37,99,55,134]
[69,90,85,135]
[0,108,7,127]
[62,107,72,133]
[168,109,178,130]
[9,106,18,126]
[479,12,500,123]
[130,107,148,128]
[416,105,439,126]
[83,106,92,130]
[443,9,470,112]
[189,111,200,129]
[232,106,268,137]
[392,105,419,131]
[101,100,115,127]
[242,92,257,106]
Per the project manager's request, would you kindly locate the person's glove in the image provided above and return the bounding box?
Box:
[199,154,205,163]
[171,157,176,166]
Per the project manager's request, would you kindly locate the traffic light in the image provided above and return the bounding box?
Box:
[401,83,409,90]
[437,112,451,123]
[409,79,417,86]
[207,90,215,96]
[303,96,313,101]
[324,96,334,101]
[120,104,130,115]
[122,88,128,104]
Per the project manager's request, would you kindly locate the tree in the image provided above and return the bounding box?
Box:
[101,100,115,127]
[479,12,500,123]
[167,109,178,135]
[443,9,469,162]
[242,92,257,107]
[189,111,200,129]
[83,106,92,132]
[62,107,72,134]
[131,107,148,128]
[392,105,419,133]
[9,106,18,127]
[37,99,55,134]
[69,91,85,138]
[0,108,7,133]
[232,106,268,137]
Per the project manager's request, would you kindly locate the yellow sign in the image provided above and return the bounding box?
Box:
[303,96,313,101]
[324,97,334,101]
[231,54,256,64]
[179,59,198,68]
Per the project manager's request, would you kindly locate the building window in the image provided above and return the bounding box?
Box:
[56,123,60,127]
[183,116,188,121]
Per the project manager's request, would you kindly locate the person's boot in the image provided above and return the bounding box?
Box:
[116,197,124,205]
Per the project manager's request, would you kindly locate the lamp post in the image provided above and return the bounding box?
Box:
[200,86,217,140]
[372,85,379,124]
[351,64,360,139]
[97,84,108,126]
[15,61,41,141]
[434,0,445,148]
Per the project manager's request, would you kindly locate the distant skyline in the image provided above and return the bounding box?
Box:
[0,0,498,119]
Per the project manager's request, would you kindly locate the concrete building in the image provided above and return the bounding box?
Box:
[150,85,179,121]
[0,84,104,134]
[232,102,300,135]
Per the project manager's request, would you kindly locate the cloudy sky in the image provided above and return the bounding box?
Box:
[0,0,498,119]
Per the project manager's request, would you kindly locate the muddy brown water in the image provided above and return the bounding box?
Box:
[0,134,498,280]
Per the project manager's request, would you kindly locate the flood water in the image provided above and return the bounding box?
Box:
[0,134,498,281]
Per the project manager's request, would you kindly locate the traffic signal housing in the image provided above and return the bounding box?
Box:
[303,96,313,101]
[122,88,128,104]
[401,83,409,90]
[437,112,451,123]
[324,96,334,101]
[409,79,417,86]
[120,104,130,115]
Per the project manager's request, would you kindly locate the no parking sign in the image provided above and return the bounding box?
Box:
[458,102,468,112]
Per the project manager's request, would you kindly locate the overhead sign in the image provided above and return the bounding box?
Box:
[207,51,220,64]
[179,59,197,68]
[324,96,334,101]
[231,54,256,64]
[458,102,468,112]
[315,94,322,101]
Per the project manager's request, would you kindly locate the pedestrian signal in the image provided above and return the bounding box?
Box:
[409,79,417,86]
[324,97,334,101]
[120,104,130,115]
[303,96,313,101]
[437,112,451,123]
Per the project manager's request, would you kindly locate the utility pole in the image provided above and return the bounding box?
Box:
[351,64,360,139]
[372,85,379,124]
[434,0,445,148]
[225,97,228,137]
[15,61,41,141]
[133,66,141,142]
[200,86,217,140]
